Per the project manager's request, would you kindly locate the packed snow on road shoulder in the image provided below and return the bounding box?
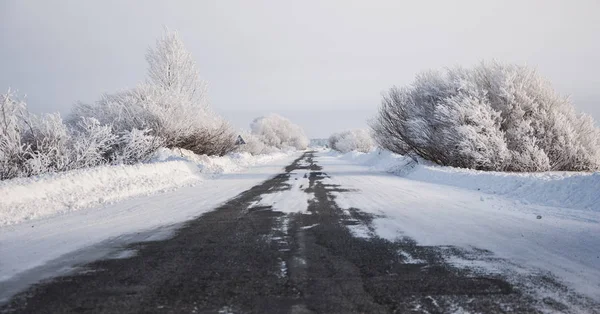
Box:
[0,148,292,226]
[320,150,600,303]
[336,149,600,212]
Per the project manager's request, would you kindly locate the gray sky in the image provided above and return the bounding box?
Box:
[1,0,599,138]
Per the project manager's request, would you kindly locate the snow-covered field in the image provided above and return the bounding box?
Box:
[321,150,600,301]
[0,150,300,302]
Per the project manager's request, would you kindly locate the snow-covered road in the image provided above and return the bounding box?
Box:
[1,150,599,313]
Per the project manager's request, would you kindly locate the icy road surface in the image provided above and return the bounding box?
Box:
[2,151,599,313]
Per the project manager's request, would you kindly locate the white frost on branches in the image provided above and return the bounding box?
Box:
[249,114,309,151]
[1,29,237,180]
[235,131,280,155]
[70,29,236,157]
[371,61,600,172]
[146,29,208,109]
[329,129,375,153]
[0,91,147,179]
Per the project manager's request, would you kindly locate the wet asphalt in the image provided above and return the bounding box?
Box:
[1,152,596,313]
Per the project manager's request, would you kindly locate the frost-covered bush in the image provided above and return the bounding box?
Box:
[0,91,73,178]
[237,114,308,155]
[112,128,162,165]
[70,29,236,156]
[236,131,280,155]
[177,121,237,157]
[329,129,375,153]
[371,61,600,172]
[1,30,238,180]
[250,114,309,150]
[1,90,30,179]
[0,90,161,180]
[23,113,72,175]
[69,117,118,169]
[237,132,267,155]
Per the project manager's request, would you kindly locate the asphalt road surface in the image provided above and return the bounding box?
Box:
[1,152,593,313]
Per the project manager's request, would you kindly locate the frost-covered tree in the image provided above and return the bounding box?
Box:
[0,30,239,180]
[250,114,309,150]
[146,28,208,110]
[329,129,375,153]
[371,61,600,172]
[70,29,236,156]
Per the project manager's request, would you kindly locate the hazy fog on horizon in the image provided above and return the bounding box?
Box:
[1,0,599,137]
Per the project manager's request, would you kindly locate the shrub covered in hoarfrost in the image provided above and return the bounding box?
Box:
[0,90,161,180]
[1,91,30,179]
[70,29,236,157]
[1,29,240,180]
[329,129,375,153]
[250,114,309,150]
[236,131,280,155]
[1,91,72,179]
[371,61,600,172]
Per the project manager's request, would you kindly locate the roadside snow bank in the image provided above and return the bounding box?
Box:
[0,148,291,226]
[317,152,600,303]
[338,150,600,211]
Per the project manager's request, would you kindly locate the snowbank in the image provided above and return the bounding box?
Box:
[0,148,291,226]
[337,149,600,211]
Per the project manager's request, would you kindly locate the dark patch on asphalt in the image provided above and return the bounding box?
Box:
[247,205,273,213]
[285,154,321,173]
[2,151,597,313]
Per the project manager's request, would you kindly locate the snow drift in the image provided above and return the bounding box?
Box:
[337,149,600,212]
[0,148,290,226]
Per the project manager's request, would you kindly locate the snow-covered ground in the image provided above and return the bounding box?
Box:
[0,148,291,226]
[2,148,599,306]
[339,149,600,213]
[0,150,300,302]
[320,150,600,301]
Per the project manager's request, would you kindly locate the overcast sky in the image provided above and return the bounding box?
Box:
[1,0,599,137]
